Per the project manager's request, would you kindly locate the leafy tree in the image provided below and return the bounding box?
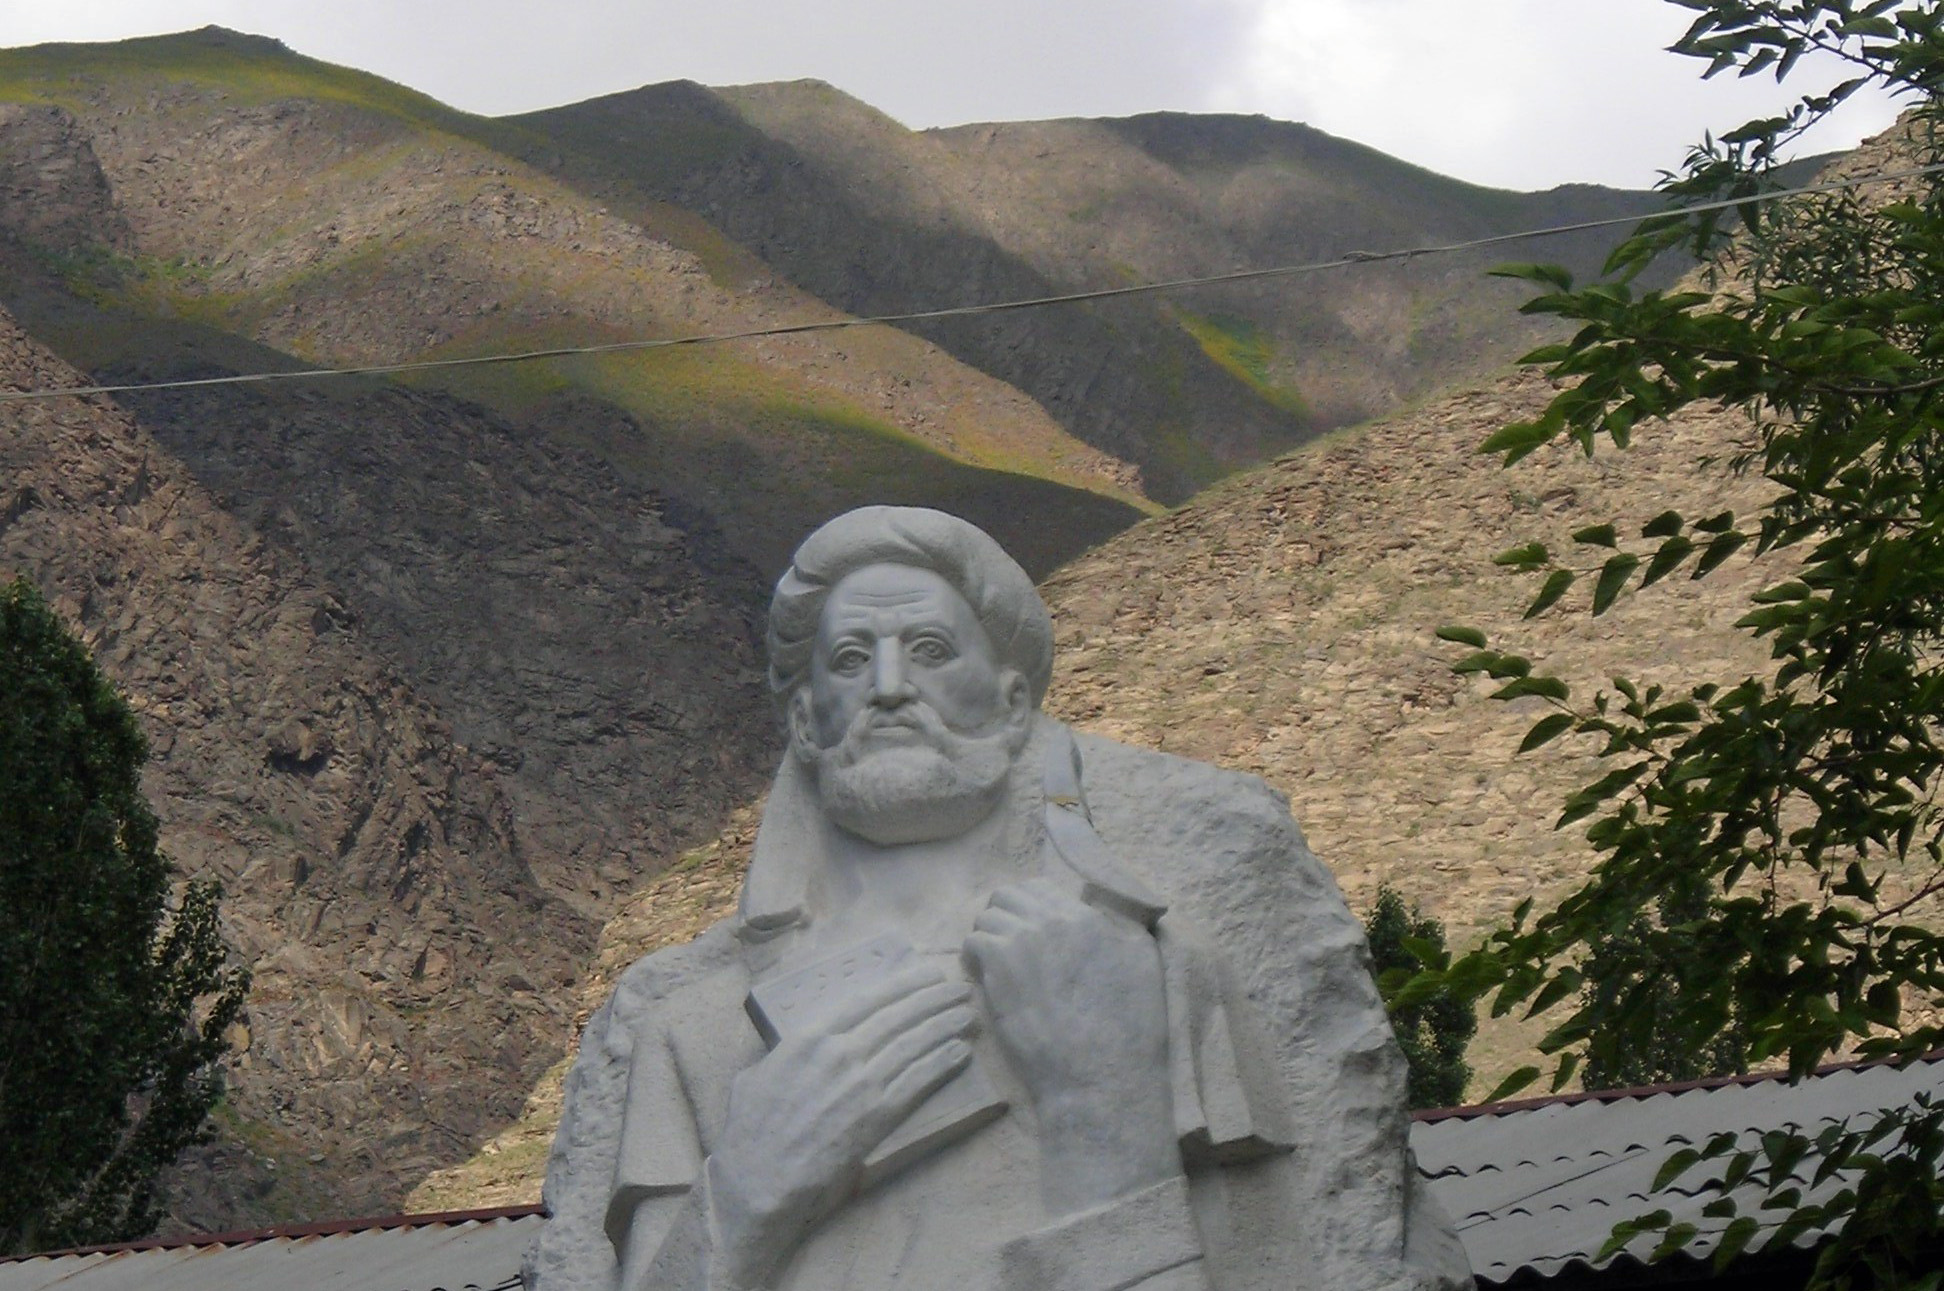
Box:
[1576,874,1750,1090]
[1365,885,1476,1109]
[0,576,249,1252]
[1418,2,1944,1282]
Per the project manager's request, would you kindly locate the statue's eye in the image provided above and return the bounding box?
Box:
[830,645,871,675]
[909,636,954,665]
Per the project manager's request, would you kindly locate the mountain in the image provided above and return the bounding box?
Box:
[408,112,1928,1209]
[507,80,1681,499]
[0,28,1146,580]
[0,303,598,1227]
[0,25,1699,1230]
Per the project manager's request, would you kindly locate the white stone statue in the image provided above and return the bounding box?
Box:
[529,507,1473,1291]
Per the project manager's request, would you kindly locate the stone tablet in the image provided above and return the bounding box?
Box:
[529,506,1473,1291]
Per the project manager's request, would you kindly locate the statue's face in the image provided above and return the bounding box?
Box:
[806,563,1019,751]
[794,562,1029,846]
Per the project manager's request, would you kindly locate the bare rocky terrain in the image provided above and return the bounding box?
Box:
[0,25,1744,1234]
[0,307,595,1228]
[0,30,1146,579]
[106,374,776,920]
[512,79,1680,501]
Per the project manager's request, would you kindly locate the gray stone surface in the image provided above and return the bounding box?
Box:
[531,507,1472,1290]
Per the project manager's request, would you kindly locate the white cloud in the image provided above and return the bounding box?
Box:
[1211,0,1903,189]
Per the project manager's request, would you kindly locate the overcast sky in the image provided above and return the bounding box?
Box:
[0,0,1906,192]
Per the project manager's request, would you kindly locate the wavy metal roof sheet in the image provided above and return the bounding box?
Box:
[6,1061,1938,1291]
[0,1209,543,1291]
[1410,1057,1944,1285]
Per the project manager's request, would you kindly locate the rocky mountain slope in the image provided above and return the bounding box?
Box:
[407,159,1873,1207]
[0,25,1709,1231]
[0,28,1145,579]
[511,80,1679,499]
[0,305,597,1229]
[408,108,1934,1208]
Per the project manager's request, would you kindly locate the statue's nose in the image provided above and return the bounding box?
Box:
[871,645,916,705]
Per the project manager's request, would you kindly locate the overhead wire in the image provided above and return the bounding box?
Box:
[4,159,1943,405]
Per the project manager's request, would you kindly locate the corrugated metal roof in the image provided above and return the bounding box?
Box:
[7,1058,1937,1291]
[1410,1056,1944,1285]
[0,1210,543,1291]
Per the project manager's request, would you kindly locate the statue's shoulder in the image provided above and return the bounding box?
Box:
[603,921,749,1040]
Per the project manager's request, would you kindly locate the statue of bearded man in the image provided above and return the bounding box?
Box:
[529,507,1472,1291]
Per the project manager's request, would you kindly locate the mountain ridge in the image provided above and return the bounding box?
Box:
[0,25,1707,1231]
[510,74,1683,494]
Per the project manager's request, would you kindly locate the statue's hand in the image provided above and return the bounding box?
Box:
[706,962,975,1287]
[964,879,1180,1216]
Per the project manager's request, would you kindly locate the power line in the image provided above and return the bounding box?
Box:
[5,160,1943,406]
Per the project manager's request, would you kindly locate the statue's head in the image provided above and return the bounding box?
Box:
[768,507,1052,846]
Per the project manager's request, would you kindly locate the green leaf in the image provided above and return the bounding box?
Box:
[1480,422,1555,459]
[1525,568,1575,619]
[1515,342,1574,365]
[1653,1147,1703,1191]
[1384,973,1445,1013]
[1526,967,1584,1017]
[1642,510,1684,538]
[1592,553,1642,614]
[1493,541,1550,569]
[1649,1222,1701,1262]
[1435,625,1488,648]
[1640,535,1695,588]
[1493,675,1570,702]
[1573,524,1619,548]
[1490,263,1574,291]
[1519,713,1576,753]
[1597,1210,1672,1261]
[1750,580,1810,604]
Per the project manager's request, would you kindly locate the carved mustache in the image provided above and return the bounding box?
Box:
[830,699,957,764]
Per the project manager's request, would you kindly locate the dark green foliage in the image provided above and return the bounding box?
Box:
[1578,875,1749,1090]
[0,577,248,1252]
[1428,4,1944,1283]
[1364,885,1476,1109]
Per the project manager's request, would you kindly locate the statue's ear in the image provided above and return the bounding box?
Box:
[787,688,820,763]
[1002,668,1032,728]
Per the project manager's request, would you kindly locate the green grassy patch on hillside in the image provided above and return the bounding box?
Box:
[34,244,251,330]
[0,27,499,140]
[390,330,1134,571]
[1174,310,1311,420]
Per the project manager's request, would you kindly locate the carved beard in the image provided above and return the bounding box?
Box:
[804,700,1026,847]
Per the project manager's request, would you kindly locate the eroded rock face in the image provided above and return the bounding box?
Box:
[113,378,776,920]
[0,104,130,253]
[0,305,594,1227]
